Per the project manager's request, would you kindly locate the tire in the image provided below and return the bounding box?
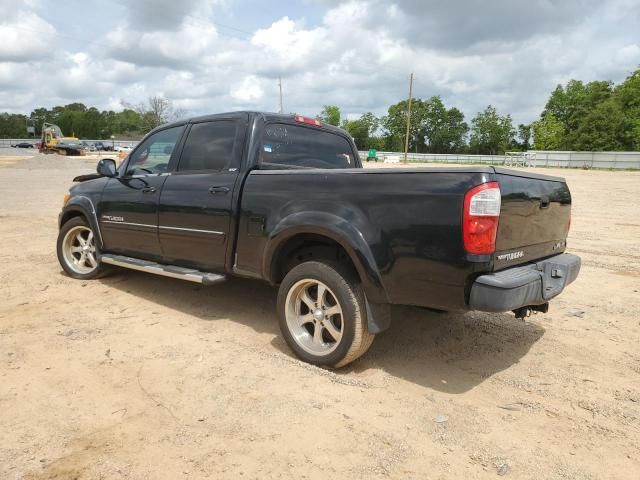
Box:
[277,260,375,368]
[57,216,109,280]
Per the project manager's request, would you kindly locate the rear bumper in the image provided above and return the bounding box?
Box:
[468,253,581,312]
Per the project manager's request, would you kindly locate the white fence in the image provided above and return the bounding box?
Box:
[3,138,639,169]
[359,150,640,170]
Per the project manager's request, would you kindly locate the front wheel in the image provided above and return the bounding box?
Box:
[277,260,375,368]
[57,216,109,280]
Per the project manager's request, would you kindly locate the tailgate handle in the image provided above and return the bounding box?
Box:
[540,196,550,209]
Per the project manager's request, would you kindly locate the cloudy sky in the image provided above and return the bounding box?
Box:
[1,0,639,125]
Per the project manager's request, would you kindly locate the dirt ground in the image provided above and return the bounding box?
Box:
[1,150,638,480]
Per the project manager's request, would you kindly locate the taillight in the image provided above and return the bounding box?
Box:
[294,115,322,127]
[463,181,501,255]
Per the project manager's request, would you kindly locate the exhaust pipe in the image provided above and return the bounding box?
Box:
[512,303,549,319]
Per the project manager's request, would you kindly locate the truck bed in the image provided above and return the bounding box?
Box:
[234,166,572,311]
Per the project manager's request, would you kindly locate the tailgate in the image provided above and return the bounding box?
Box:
[493,169,571,271]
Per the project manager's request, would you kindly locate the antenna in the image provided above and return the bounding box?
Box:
[278,76,284,114]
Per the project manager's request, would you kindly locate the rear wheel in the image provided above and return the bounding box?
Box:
[57,216,108,280]
[277,260,375,368]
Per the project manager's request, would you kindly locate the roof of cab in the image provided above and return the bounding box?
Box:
[159,111,347,136]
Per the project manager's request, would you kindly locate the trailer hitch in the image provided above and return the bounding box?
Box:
[512,303,549,319]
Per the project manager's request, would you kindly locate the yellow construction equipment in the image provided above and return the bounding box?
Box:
[39,123,86,156]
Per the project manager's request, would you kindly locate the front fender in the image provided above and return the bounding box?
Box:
[263,211,388,304]
[60,195,104,248]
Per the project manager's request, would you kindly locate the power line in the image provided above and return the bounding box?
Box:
[209,21,253,38]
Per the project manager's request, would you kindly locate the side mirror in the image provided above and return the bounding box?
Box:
[97,158,117,177]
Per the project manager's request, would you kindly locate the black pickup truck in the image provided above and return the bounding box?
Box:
[57,111,580,367]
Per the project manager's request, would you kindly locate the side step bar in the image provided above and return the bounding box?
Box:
[100,254,226,286]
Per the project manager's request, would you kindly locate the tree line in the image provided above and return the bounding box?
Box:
[319,67,640,153]
[1,67,638,152]
[0,97,184,140]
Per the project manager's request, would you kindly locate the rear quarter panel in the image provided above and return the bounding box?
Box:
[235,168,494,310]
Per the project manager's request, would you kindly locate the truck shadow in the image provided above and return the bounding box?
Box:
[349,306,545,394]
[99,272,280,335]
[99,272,545,394]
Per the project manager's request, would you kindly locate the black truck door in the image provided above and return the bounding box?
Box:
[157,119,244,271]
[98,125,185,258]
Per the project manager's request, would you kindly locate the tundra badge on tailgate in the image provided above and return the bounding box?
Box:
[497,250,524,261]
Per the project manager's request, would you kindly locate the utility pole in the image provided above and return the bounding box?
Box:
[403,72,414,163]
[278,76,284,114]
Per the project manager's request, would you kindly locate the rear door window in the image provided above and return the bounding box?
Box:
[261,123,355,169]
[177,121,238,172]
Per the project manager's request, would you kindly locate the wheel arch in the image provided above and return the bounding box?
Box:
[264,212,388,305]
[60,196,104,248]
[59,208,86,227]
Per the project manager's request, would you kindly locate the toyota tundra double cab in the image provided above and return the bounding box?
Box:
[57,111,581,367]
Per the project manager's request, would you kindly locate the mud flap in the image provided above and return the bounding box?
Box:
[365,298,391,334]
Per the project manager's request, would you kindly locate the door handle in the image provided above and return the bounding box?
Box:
[208,186,230,195]
[142,186,157,194]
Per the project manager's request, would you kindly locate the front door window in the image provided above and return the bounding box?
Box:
[126,126,184,176]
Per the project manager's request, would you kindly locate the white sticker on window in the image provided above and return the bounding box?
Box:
[264,144,272,153]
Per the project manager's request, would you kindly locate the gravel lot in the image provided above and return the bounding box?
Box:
[1,150,639,479]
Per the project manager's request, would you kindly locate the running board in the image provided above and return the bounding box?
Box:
[100,254,226,285]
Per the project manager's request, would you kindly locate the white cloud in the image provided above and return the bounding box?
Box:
[0,0,638,128]
[231,75,265,103]
[104,17,220,68]
[616,44,640,64]
[112,0,221,31]
[0,10,57,62]
[251,17,325,66]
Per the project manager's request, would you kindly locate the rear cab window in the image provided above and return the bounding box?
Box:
[260,123,356,169]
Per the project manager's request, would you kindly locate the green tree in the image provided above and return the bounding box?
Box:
[630,121,640,150]
[341,112,380,150]
[570,100,629,151]
[114,109,144,137]
[381,99,417,152]
[381,96,468,153]
[542,79,614,149]
[539,71,640,151]
[614,68,640,149]
[342,118,368,149]
[119,96,185,133]
[425,100,468,153]
[344,120,367,148]
[532,113,563,150]
[0,113,29,138]
[29,108,53,135]
[317,105,341,126]
[359,112,380,136]
[469,105,515,154]
[517,123,532,151]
